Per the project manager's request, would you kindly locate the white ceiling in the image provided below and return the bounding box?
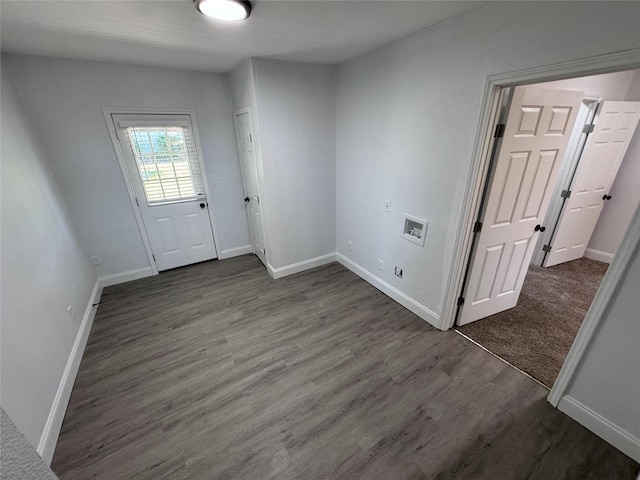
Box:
[0,0,490,72]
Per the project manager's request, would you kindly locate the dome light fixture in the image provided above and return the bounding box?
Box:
[194,0,252,22]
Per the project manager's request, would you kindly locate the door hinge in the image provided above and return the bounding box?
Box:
[561,189,571,199]
[249,133,253,143]
[152,253,156,262]
[135,197,140,207]
[542,245,551,253]
[583,124,595,134]
[256,196,260,204]
[457,296,465,307]
[473,221,483,233]
[493,123,506,138]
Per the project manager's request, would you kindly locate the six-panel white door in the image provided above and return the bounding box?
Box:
[544,101,640,267]
[458,87,584,326]
[234,109,267,266]
[114,114,217,271]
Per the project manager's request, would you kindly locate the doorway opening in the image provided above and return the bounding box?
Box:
[233,106,268,268]
[454,68,640,388]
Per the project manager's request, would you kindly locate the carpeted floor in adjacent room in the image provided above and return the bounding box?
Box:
[456,257,608,388]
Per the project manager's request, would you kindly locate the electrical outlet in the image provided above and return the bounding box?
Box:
[212,174,221,185]
[90,256,101,266]
[377,259,384,271]
[348,240,353,252]
[384,200,391,213]
[67,305,76,322]
[394,266,403,278]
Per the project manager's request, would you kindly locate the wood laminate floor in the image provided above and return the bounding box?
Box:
[52,255,639,479]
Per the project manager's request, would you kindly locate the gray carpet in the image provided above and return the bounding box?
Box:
[457,257,608,388]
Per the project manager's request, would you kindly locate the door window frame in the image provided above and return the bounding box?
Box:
[103,108,221,275]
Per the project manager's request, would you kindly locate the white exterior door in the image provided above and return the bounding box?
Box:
[113,114,217,271]
[544,101,640,267]
[458,87,584,326]
[234,108,267,266]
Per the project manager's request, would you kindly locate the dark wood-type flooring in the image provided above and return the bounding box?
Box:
[52,255,639,479]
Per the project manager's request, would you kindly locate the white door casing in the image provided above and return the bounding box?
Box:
[458,87,584,326]
[113,113,217,271]
[234,108,267,266]
[544,101,640,267]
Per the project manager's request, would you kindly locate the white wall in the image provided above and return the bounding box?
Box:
[229,58,257,110]
[0,65,96,448]
[335,1,640,327]
[252,58,336,270]
[540,70,635,100]
[4,54,251,278]
[588,69,640,257]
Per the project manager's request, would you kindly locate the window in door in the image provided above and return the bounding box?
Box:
[121,121,204,205]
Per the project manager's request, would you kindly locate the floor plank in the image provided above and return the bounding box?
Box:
[52,255,639,479]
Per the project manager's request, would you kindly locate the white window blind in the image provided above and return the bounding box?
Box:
[123,123,204,205]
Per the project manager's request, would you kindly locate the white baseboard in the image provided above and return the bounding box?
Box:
[336,253,440,329]
[37,279,103,465]
[557,395,640,462]
[267,264,276,278]
[219,245,253,259]
[584,248,614,264]
[99,267,153,287]
[267,253,336,279]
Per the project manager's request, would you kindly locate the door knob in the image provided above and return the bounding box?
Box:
[199,203,206,209]
[534,224,546,232]
[244,197,250,203]
[602,194,612,201]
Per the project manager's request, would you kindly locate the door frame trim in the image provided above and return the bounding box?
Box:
[440,48,640,398]
[233,105,270,267]
[103,107,221,275]
[549,205,640,405]
[233,106,256,256]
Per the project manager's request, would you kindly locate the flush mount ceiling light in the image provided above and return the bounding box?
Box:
[194,0,252,21]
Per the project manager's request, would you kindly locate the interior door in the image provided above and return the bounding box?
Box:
[458,87,584,326]
[234,108,267,266]
[544,101,640,267]
[113,114,217,271]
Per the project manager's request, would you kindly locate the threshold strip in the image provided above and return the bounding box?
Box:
[453,328,551,391]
